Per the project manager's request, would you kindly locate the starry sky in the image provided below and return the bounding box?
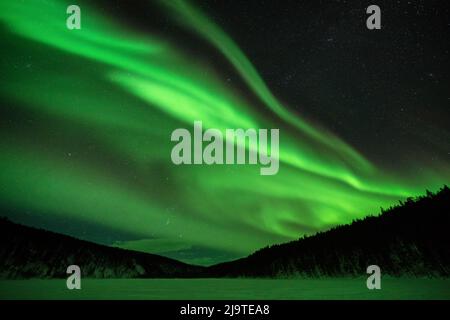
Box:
[0,0,449,266]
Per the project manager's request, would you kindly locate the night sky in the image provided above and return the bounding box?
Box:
[191,0,450,170]
[0,0,449,265]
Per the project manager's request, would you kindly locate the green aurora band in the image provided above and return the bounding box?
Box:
[0,0,448,264]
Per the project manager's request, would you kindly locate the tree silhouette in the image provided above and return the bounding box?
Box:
[208,186,450,278]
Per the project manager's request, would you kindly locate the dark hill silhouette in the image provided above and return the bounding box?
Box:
[0,218,204,279]
[1,186,449,279]
[207,186,450,277]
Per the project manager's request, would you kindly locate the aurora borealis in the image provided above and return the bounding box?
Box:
[0,0,449,265]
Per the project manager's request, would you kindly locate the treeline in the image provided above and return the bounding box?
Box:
[1,186,449,279]
[207,186,450,278]
[0,217,204,279]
